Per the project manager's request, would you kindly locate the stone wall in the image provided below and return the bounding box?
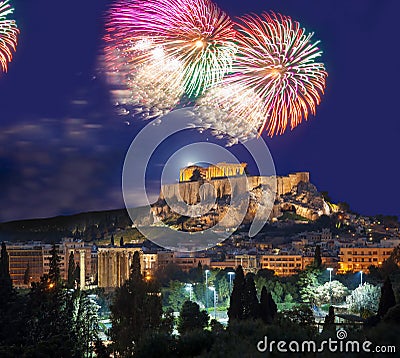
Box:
[160,172,310,205]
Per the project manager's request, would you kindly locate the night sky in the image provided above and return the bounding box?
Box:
[0,0,399,222]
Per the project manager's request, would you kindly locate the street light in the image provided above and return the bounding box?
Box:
[228,272,235,294]
[327,268,333,305]
[360,270,363,286]
[209,286,217,319]
[185,283,193,301]
[205,270,210,310]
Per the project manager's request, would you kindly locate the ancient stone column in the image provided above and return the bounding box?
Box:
[79,250,85,290]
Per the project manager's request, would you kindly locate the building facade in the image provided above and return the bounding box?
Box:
[338,246,394,273]
[7,243,44,286]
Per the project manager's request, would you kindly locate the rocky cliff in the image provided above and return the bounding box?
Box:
[150,172,332,229]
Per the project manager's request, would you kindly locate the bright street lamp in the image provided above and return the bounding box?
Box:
[228,272,235,294]
[327,268,333,305]
[209,286,217,319]
[205,270,210,310]
[360,270,363,286]
[185,283,193,301]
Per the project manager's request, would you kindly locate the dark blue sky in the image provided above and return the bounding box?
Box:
[0,0,399,222]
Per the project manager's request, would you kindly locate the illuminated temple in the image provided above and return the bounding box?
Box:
[179,162,247,182]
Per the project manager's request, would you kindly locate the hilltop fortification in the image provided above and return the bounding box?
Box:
[151,163,330,226]
[160,171,310,205]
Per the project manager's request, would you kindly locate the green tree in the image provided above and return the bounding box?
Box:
[228,265,245,322]
[178,300,209,335]
[67,251,75,289]
[378,276,396,318]
[0,242,13,298]
[256,268,275,281]
[48,244,61,286]
[120,236,124,246]
[259,286,277,324]
[314,280,349,306]
[23,263,30,286]
[382,304,400,325]
[165,280,186,312]
[110,251,162,356]
[217,276,230,304]
[74,263,81,287]
[188,261,203,283]
[243,274,259,319]
[282,305,316,336]
[25,245,90,356]
[72,291,99,356]
[322,306,335,333]
[313,245,322,269]
[0,242,17,348]
[160,308,175,335]
[346,283,380,316]
[298,268,320,304]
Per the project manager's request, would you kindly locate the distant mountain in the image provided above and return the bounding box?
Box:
[0,208,133,243]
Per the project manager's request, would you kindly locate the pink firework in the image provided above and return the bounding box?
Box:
[231,12,328,135]
[104,0,237,98]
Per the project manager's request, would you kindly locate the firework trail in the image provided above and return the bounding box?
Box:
[0,0,18,73]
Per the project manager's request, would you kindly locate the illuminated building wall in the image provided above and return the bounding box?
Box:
[338,246,394,273]
[7,244,44,286]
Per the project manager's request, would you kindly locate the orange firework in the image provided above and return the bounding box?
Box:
[0,0,19,73]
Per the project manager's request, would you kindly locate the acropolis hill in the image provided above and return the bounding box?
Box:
[163,163,309,204]
[152,163,331,224]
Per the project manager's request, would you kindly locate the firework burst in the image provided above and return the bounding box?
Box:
[104,0,237,103]
[0,0,19,73]
[197,12,327,137]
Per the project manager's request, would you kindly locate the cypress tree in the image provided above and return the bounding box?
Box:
[228,265,245,321]
[0,242,12,291]
[378,276,396,317]
[67,251,75,289]
[260,286,272,324]
[48,244,61,286]
[110,250,162,356]
[74,263,81,287]
[178,300,209,335]
[24,263,30,285]
[197,261,203,283]
[130,251,142,280]
[268,291,277,319]
[120,236,124,247]
[313,245,322,268]
[243,273,259,319]
[323,305,335,332]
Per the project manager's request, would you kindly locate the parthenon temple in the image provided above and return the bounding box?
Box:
[179,162,247,182]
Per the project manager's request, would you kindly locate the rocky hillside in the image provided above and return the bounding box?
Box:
[151,176,333,231]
